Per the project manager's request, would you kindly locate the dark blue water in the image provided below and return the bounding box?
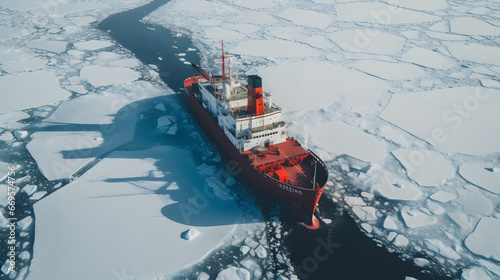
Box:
[98,2,456,279]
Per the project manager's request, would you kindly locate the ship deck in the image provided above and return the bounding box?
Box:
[242,138,316,189]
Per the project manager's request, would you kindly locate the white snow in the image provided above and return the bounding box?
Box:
[461,267,494,280]
[12,130,29,139]
[400,47,456,70]
[181,228,201,241]
[365,166,422,200]
[278,8,332,29]
[310,122,386,163]
[27,146,245,280]
[216,266,250,280]
[328,30,406,55]
[80,66,141,87]
[1,57,47,73]
[392,149,454,187]
[379,87,500,156]
[240,245,250,255]
[394,235,409,247]
[352,206,377,221]
[424,239,461,260]
[27,86,163,180]
[456,193,493,215]
[464,218,500,262]
[336,3,441,24]
[231,40,318,58]
[74,40,113,51]
[383,216,399,230]
[21,185,37,196]
[17,216,33,231]
[401,208,436,228]
[255,245,267,258]
[0,71,71,114]
[198,272,210,280]
[450,17,500,36]
[459,163,500,194]
[351,60,426,80]
[430,191,457,203]
[259,61,388,113]
[448,43,500,67]
[385,0,448,11]
[27,39,68,53]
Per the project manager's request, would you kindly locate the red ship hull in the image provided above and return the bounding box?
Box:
[184,76,328,227]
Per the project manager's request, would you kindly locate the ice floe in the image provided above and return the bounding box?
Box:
[80,65,141,87]
[27,146,245,280]
[459,163,500,194]
[0,71,71,114]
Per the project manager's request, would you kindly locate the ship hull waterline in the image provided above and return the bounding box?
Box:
[184,76,327,228]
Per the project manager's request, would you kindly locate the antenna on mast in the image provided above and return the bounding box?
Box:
[213,40,233,82]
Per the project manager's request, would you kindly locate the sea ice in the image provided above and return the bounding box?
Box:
[336,3,441,24]
[351,60,426,80]
[391,149,454,187]
[27,86,163,180]
[181,228,201,241]
[365,166,421,200]
[26,39,68,53]
[448,43,500,67]
[328,29,406,55]
[310,122,386,163]
[255,245,267,258]
[450,17,500,36]
[456,193,493,215]
[430,191,457,203]
[394,235,409,247]
[424,239,460,260]
[278,8,332,29]
[74,40,114,51]
[461,266,494,280]
[21,185,37,196]
[231,40,318,58]
[385,0,448,11]
[216,266,250,280]
[1,57,47,73]
[80,66,141,87]
[464,217,500,262]
[0,71,71,114]
[400,47,456,70]
[259,61,387,113]
[27,146,244,280]
[401,208,436,228]
[459,163,500,194]
[383,216,398,230]
[379,87,500,156]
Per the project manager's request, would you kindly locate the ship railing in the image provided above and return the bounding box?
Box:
[250,121,285,134]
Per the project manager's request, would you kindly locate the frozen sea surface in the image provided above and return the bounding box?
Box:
[145,0,500,278]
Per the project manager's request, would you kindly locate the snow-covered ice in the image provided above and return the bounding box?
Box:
[379,87,500,156]
[310,122,386,163]
[74,40,114,51]
[80,65,141,87]
[0,71,71,114]
[392,149,454,187]
[464,218,500,262]
[400,47,456,70]
[335,3,441,24]
[27,146,245,280]
[459,163,500,194]
[216,266,251,280]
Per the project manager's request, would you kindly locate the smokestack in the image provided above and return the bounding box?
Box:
[247,75,264,116]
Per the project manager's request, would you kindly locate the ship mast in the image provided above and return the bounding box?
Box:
[213,40,233,82]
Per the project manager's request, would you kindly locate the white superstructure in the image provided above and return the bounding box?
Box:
[194,76,288,151]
